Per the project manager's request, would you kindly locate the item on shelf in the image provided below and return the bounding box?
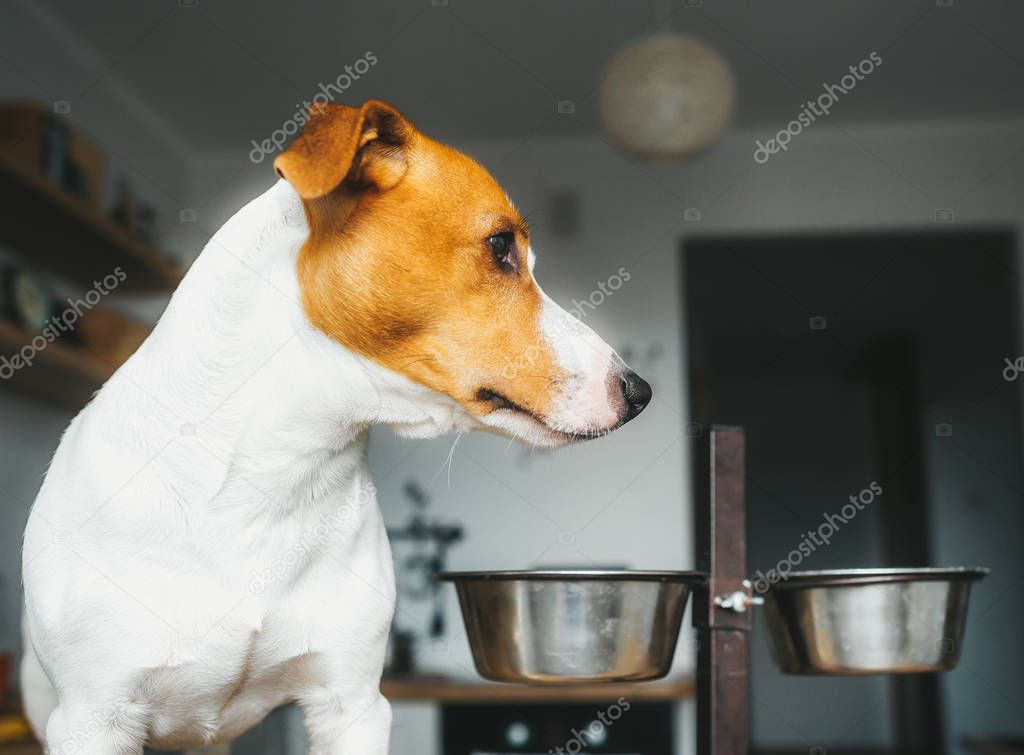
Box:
[133,202,158,244]
[0,100,106,209]
[76,307,150,368]
[109,180,136,230]
[109,180,158,243]
[41,116,65,187]
[65,128,105,209]
[0,264,53,333]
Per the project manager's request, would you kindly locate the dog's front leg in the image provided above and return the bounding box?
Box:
[45,701,146,755]
[300,689,392,755]
[297,500,396,753]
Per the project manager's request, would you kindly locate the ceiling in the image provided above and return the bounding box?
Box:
[37,0,1024,152]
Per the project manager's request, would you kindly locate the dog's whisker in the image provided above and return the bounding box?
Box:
[446,432,463,488]
[427,432,463,489]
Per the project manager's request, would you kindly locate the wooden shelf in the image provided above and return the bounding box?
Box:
[0,154,184,293]
[0,319,114,411]
[0,743,41,755]
[381,675,694,704]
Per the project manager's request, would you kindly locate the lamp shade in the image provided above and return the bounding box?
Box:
[599,33,736,159]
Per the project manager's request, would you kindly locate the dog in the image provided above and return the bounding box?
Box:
[20,99,652,754]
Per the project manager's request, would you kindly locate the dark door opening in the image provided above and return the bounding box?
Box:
[683,228,1024,755]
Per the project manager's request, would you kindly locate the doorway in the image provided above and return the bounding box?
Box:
[683,228,1024,755]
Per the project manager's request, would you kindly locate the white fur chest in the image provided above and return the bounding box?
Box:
[137,495,395,749]
[19,181,431,750]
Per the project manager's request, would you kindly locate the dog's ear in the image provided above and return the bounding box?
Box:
[274,99,412,199]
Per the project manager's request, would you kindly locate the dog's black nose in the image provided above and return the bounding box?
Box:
[620,369,652,422]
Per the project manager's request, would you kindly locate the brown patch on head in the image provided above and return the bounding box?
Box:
[274,99,568,420]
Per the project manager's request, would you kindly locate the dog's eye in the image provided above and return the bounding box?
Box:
[487,232,517,273]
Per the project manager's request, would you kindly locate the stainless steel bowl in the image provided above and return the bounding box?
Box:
[764,567,989,675]
[441,570,706,683]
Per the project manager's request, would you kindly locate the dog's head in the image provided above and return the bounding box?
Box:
[274,99,651,447]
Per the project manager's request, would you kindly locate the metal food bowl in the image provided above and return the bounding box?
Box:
[440,570,706,683]
[764,567,989,675]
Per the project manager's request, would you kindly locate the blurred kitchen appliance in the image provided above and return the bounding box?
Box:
[385,480,463,676]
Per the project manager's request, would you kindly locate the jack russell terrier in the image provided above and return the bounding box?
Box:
[20,99,652,754]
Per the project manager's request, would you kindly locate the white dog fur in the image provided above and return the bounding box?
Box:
[20,178,631,754]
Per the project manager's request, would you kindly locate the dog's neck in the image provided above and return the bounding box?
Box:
[108,181,461,518]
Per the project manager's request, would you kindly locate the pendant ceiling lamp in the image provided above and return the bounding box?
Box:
[599,31,736,160]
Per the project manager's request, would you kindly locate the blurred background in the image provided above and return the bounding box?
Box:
[1,1,1023,754]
